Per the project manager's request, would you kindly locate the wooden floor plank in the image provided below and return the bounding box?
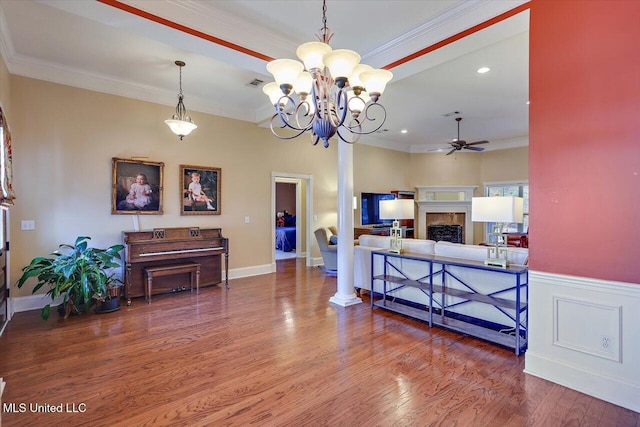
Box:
[0,259,637,426]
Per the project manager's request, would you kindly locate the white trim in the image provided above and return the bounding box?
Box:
[11,293,63,314]
[525,270,640,412]
[226,264,272,281]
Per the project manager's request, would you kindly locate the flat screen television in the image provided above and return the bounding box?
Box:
[360,192,395,225]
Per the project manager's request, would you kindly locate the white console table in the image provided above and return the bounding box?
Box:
[371,250,528,355]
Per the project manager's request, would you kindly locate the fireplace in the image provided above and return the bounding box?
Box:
[415,186,477,244]
[428,224,463,243]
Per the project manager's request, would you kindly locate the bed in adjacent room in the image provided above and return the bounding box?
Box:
[275,226,296,252]
[275,214,296,252]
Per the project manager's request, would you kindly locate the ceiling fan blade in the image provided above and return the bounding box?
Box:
[464,146,485,152]
[467,140,489,146]
[446,148,457,155]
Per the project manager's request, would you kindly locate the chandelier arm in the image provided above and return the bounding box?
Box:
[329,89,349,128]
[310,132,321,146]
[343,103,387,135]
[269,114,310,140]
[293,101,315,130]
[275,95,312,132]
[336,126,361,144]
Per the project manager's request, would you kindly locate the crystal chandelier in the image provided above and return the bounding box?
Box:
[263,0,393,148]
[165,60,197,140]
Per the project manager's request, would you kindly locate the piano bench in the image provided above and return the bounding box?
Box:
[143,262,200,304]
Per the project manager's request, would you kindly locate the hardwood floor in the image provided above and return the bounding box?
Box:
[1,259,637,427]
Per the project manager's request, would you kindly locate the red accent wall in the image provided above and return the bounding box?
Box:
[529,0,640,283]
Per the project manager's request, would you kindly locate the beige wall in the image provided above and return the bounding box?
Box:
[480,147,529,184]
[409,147,529,243]
[8,75,352,297]
[353,143,411,226]
[275,183,296,215]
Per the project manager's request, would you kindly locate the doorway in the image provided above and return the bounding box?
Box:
[271,173,313,268]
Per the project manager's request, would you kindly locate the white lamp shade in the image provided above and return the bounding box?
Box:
[266,59,304,87]
[296,41,332,70]
[263,82,289,106]
[379,199,414,220]
[323,49,361,79]
[165,119,197,137]
[472,197,524,223]
[360,69,393,95]
[349,64,373,88]
[293,71,313,95]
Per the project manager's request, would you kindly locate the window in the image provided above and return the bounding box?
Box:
[484,181,529,235]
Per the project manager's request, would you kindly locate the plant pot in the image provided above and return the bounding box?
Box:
[95,297,120,313]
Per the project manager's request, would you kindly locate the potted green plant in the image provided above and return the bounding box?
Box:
[94,273,124,314]
[16,236,125,320]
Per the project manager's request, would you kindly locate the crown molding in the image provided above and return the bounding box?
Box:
[7,52,254,123]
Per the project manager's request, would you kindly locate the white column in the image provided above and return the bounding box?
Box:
[329,141,362,307]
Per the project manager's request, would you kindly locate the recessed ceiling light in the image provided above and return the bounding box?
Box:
[477,67,490,74]
[526,101,530,105]
[401,129,408,134]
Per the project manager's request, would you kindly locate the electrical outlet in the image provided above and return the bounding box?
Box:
[21,220,35,231]
[600,335,613,352]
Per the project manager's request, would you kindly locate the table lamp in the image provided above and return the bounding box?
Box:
[379,199,414,253]
[471,196,524,267]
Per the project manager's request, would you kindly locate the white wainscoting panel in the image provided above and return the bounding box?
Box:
[553,297,622,362]
[525,270,640,412]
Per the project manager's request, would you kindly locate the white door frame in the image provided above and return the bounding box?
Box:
[272,172,313,268]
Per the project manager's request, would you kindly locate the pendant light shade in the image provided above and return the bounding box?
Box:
[165,60,197,140]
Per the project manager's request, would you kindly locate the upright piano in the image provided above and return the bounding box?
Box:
[123,227,229,302]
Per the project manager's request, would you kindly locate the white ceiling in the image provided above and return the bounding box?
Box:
[0,0,530,153]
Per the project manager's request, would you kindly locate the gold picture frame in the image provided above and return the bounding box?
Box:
[180,164,221,215]
[112,158,164,215]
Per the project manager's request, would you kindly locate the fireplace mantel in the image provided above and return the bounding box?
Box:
[415,186,477,243]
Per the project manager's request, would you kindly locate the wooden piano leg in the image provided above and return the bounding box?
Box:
[224,252,230,289]
[196,265,200,294]
[146,274,152,304]
[126,263,132,306]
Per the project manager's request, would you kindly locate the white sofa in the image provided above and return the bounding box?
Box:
[354,235,529,328]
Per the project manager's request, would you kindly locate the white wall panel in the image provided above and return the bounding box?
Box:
[525,271,640,412]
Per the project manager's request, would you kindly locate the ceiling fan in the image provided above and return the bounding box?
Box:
[445,117,489,155]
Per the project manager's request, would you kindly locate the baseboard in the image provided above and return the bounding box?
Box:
[525,270,640,412]
[12,264,276,315]
[525,350,639,412]
[226,263,273,280]
[11,294,63,315]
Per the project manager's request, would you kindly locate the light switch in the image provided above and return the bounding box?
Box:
[244,216,250,224]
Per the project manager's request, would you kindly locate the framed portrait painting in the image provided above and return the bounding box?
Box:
[180,164,221,215]
[112,158,164,215]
